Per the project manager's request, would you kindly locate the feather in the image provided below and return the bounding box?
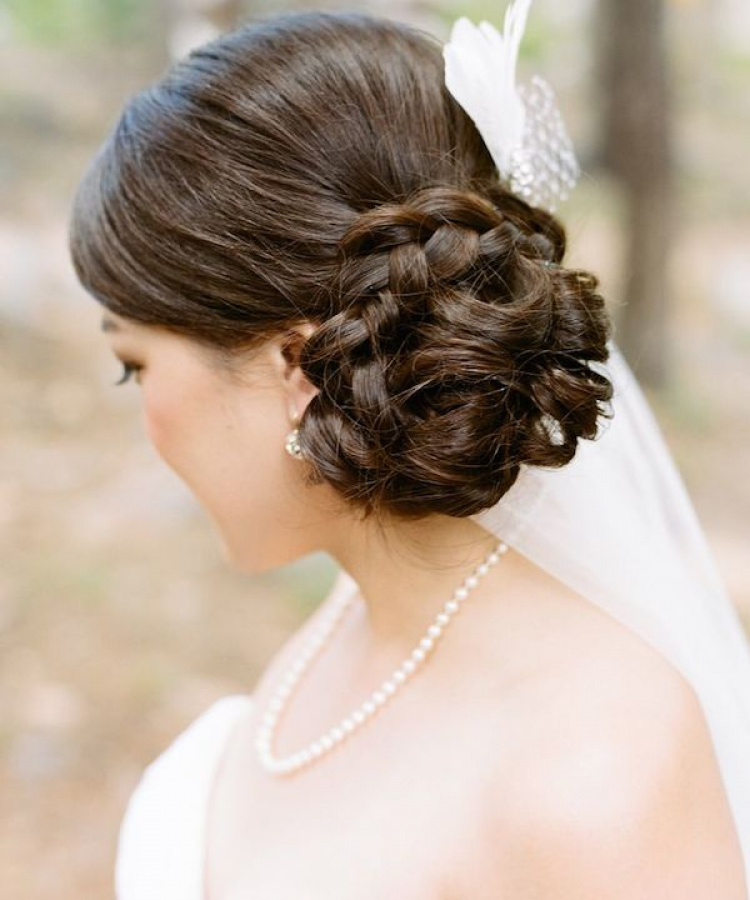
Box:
[442,0,534,178]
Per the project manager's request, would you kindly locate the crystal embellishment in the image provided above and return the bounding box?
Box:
[509,75,580,212]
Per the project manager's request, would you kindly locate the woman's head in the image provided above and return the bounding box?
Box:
[69,10,614,571]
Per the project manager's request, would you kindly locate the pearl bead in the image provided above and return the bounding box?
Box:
[255,540,508,775]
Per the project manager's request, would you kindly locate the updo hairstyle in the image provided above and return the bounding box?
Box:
[68,10,614,522]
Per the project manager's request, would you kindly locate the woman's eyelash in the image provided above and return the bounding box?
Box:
[114,362,142,386]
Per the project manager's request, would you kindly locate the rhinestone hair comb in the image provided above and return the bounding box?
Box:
[442,0,580,213]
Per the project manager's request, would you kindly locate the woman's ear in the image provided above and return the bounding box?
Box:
[278,322,320,419]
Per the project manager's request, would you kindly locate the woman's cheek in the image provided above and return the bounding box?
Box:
[140,376,222,505]
[141,384,180,468]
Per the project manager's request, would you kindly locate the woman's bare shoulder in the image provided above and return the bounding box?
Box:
[497,580,717,800]
[484,595,747,899]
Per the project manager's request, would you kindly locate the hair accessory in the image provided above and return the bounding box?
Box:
[442,0,580,212]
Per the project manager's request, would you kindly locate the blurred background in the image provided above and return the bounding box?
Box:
[1,0,748,896]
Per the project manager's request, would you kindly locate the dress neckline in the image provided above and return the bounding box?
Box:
[200,694,255,900]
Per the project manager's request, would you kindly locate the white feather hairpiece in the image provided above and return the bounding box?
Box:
[442,0,580,213]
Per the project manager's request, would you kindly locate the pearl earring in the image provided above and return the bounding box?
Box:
[285,406,305,460]
[284,427,305,459]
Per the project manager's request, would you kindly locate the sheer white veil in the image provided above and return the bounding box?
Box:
[439,4,750,879]
[471,337,750,883]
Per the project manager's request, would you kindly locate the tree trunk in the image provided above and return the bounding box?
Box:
[596,0,675,388]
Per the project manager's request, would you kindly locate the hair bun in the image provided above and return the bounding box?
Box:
[68,7,614,524]
[331,187,559,310]
[296,185,614,520]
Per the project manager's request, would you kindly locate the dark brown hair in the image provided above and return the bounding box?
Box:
[68,9,614,522]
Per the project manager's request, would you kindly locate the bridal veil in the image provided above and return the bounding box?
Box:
[471,337,750,883]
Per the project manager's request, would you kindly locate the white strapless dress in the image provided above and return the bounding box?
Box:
[114,694,255,900]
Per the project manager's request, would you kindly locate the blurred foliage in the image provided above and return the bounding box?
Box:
[269,553,340,617]
[6,0,153,46]
[436,0,551,60]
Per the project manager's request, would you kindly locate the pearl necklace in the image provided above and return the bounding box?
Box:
[254,539,509,775]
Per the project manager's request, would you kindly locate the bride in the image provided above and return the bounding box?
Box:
[68,5,750,898]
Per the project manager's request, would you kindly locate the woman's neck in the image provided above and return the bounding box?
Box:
[322,511,522,659]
